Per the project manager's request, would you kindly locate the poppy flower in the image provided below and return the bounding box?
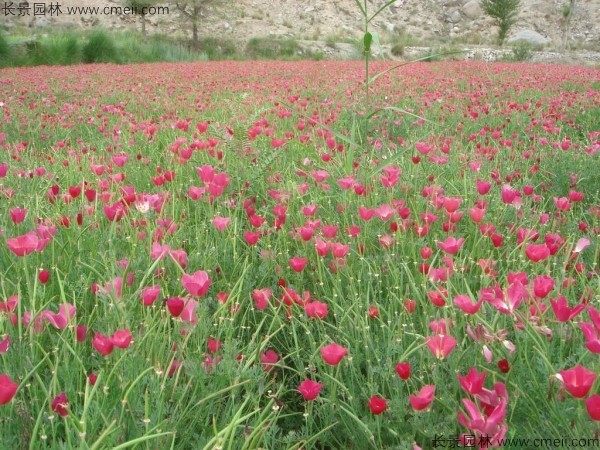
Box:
[141,285,161,306]
[497,359,510,373]
[437,236,465,255]
[368,395,387,415]
[525,244,550,263]
[181,271,211,298]
[212,216,230,231]
[586,395,600,421]
[458,368,487,395]
[558,365,596,398]
[110,329,132,349]
[298,379,323,401]
[305,301,328,319]
[426,335,457,360]
[6,232,39,257]
[260,349,280,372]
[92,333,115,356]
[320,342,348,366]
[0,374,18,405]
[289,256,308,272]
[51,392,69,417]
[409,385,436,411]
[252,288,272,310]
[38,269,50,284]
[395,362,411,380]
[454,294,483,315]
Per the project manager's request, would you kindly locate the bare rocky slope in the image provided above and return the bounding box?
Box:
[5,0,600,57]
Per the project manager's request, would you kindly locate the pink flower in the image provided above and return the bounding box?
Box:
[558,365,596,398]
[395,362,411,380]
[181,271,211,297]
[252,288,272,310]
[289,256,308,272]
[425,335,457,360]
[368,395,388,415]
[409,385,435,411]
[454,294,483,315]
[92,333,114,356]
[51,392,69,417]
[525,244,550,263]
[110,329,132,349]
[305,301,328,319]
[141,285,161,306]
[458,368,487,396]
[212,216,230,231]
[586,395,600,421]
[437,237,465,255]
[40,303,76,329]
[260,349,280,372]
[298,379,323,401]
[6,232,39,256]
[0,374,18,405]
[321,342,348,365]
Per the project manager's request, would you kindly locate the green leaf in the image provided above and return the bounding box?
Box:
[363,32,372,53]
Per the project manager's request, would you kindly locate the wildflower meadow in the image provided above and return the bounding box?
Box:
[0,55,599,448]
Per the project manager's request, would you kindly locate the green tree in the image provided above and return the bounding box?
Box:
[480,0,521,46]
[176,0,215,44]
[126,0,158,35]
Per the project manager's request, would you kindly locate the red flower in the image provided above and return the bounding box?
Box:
[166,297,185,317]
[458,368,487,395]
[437,236,465,255]
[110,329,132,349]
[497,359,510,373]
[320,342,348,366]
[51,392,69,417]
[252,288,272,310]
[453,294,483,315]
[38,269,50,284]
[181,271,211,297]
[525,244,550,263]
[409,385,436,411]
[0,374,18,405]
[298,379,323,401]
[559,365,596,398]
[586,395,600,421]
[368,395,387,415]
[395,362,411,380]
[305,301,328,319]
[6,232,39,256]
[426,335,457,360]
[260,349,280,372]
[289,256,308,272]
[141,285,161,306]
[92,333,114,356]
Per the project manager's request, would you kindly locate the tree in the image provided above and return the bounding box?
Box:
[176,0,215,44]
[480,0,521,46]
[561,0,576,50]
[126,0,158,35]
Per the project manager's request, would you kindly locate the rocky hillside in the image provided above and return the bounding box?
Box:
[6,0,600,51]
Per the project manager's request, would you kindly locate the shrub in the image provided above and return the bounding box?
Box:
[391,42,404,56]
[245,37,302,60]
[0,31,10,64]
[510,41,532,61]
[82,31,118,63]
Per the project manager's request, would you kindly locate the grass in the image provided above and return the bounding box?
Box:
[0,59,598,448]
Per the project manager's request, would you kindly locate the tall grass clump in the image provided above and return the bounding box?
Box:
[82,30,118,63]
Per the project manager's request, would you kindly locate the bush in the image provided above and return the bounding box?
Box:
[245,37,302,60]
[0,31,10,64]
[510,41,532,61]
[82,31,118,63]
[194,37,238,60]
[391,43,404,56]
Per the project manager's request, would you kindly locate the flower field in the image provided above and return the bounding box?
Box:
[0,60,599,449]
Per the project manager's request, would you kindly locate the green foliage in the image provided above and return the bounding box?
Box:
[245,37,303,60]
[480,0,521,45]
[508,41,532,61]
[0,30,10,64]
[391,42,404,56]
[82,30,118,63]
[194,36,238,60]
